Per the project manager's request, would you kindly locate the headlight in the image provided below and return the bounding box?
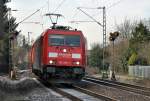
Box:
[49,52,58,57]
[76,61,80,65]
[49,60,53,64]
[72,53,81,59]
[63,49,67,53]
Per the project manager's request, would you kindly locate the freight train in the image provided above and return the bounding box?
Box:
[29,25,87,84]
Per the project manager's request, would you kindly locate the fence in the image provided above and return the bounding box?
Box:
[128,65,150,79]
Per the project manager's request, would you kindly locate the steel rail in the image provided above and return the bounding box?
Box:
[73,85,117,101]
[50,87,83,101]
[86,76,150,91]
[38,79,82,101]
[84,76,150,97]
[38,78,116,101]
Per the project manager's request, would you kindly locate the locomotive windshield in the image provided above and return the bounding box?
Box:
[49,34,80,46]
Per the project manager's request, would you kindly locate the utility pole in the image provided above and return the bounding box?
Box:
[8,8,19,79]
[8,8,12,77]
[28,32,32,69]
[9,31,19,79]
[102,7,107,78]
[28,32,31,45]
[77,7,107,79]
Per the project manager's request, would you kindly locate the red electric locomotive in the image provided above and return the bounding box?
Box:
[30,26,87,83]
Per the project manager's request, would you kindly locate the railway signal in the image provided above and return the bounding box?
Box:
[109,31,119,81]
[109,32,119,41]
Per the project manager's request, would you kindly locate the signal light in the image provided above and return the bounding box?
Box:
[109,36,115,41]
[114,31,119,37]
[109,31,120,41]
[109,32,114,36]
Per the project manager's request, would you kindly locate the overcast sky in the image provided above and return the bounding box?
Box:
[7,0,150,48]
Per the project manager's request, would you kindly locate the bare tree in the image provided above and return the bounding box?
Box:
[115,19,137,39]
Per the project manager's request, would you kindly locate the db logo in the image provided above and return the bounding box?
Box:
[58,53,71,57]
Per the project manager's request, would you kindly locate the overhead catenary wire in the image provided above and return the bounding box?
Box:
[17,9,40,24]
[37,1,51,29]
[16,0,65,25]
[21,22,40,24]
[70,21,95,23]
[52,0,67,13]
[72,9,79,20]
[47,0,50,12]
[16,0,49,25]
[107,0,125,9]
[85,0,125,18]
[41,0,67,26]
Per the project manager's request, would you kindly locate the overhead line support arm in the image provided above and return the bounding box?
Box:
[77,7,103,27]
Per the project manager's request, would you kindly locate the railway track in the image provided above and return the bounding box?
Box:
[50,86,82,101]
[73,85,117,101]
[38,78,116,101]
[84,76,150,97]
[38,79,81,101]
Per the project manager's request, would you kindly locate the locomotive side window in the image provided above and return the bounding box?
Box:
[49,34,80,47]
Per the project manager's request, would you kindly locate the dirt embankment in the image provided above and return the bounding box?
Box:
[0,77,62,101]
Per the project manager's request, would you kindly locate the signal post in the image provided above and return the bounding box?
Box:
[109,31,119,81]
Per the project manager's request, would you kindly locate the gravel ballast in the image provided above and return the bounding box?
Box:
[78,81,150,101]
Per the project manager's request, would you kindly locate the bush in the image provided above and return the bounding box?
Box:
[128,52,137,65]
